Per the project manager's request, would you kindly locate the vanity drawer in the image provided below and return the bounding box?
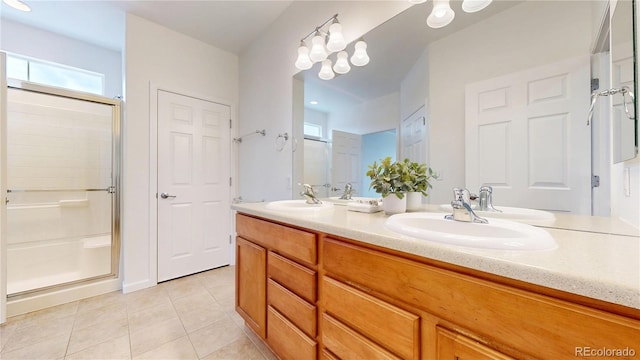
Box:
[268,251,317,303]
[322,313,401,360]
[267,278,317,338]
[437,327,515,360]
[322,276,420,360]
[236,213,317,265]
[267,306,317,360]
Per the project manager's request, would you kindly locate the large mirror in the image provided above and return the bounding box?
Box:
[292,0,638,226]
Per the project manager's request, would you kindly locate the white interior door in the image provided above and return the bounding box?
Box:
[401,106,428,164]
[331,130,362,195]
[465,56,591,214]
[157,90,230,282]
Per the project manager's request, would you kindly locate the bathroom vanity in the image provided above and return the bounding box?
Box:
[233,203,640,360]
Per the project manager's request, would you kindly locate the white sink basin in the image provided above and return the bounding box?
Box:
[438,204,555,224]
[265,200,333,212]
[385,212,557,250]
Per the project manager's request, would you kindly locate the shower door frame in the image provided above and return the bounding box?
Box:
[3,79,121,299]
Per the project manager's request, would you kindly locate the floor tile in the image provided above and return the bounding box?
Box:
[133,336,198,360]
[188,316,245,358]
[77,291,127,315]
[3,315,75,353]
[73,303,128,331]
[67,316,129,355]
[129,317,185,357]
[127,300,178,334]
[65,335,131,360]
[201,336,265,360]
[125,285,169,314]
[0,334,69,360]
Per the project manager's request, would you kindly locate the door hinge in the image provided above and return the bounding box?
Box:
[422,116,426,126]
[592,175,600,188]
[107,186,116,194]
[229,177,232,187]
[591,78,600,92]
[229,235,232,244]
[229,119,232,129]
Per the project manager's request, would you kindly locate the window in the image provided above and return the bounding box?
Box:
[304,122,323,138]
[6,53,105,95]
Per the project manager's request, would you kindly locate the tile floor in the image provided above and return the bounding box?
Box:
[0,266,276,360]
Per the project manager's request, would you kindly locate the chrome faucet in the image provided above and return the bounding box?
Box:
[339,183,355,200]
[300,184,322,204]
[477,185,501,212]
[445,188,488,224]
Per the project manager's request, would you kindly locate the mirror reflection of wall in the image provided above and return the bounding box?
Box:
[361,130,396,198]
[294,0,638,224]
[611,0,638,162]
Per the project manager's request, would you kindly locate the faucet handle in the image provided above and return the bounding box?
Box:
[302,183,316,195]
[479,185,493,193]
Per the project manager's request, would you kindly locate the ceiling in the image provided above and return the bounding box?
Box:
[0,0,294,54]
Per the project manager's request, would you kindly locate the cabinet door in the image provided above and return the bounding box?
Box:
[236,237,267,338]
[436,327,514,360]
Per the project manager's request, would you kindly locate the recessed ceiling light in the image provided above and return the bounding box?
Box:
[3,0,31,12]
[309,100,319,105]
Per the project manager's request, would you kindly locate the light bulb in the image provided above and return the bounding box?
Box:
[350,40,370,67]
[3,0,30,11]
[309,34,328,63]
[427,0,455,28]
[318,59,335,80]
[294,44,313,70]
[326,22,347,52]
[333,51,351,74]
[462,0,492,13]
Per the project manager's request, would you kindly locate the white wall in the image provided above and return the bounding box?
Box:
[400,47,429,122]
[328,92,400,136]
[122,14,238,293]
[0,19,122,98]
[426,1,593,204]
[238,1,411,202]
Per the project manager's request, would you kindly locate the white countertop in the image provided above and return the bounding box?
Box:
[232,202,640,310]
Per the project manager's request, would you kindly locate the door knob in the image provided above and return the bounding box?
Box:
[160,192,176,199]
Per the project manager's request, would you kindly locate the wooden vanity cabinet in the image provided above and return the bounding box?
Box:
[321,237,640,360]
[236,213,640,360]
[235,213,318,360]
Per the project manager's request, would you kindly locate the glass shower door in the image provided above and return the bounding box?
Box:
[5,85,120,296]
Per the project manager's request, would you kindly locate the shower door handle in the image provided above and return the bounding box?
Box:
[160,192,176,199]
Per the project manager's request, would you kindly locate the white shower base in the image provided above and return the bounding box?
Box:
[7,234,112,295]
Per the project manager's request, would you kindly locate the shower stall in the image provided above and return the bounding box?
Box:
[3,80,120,302]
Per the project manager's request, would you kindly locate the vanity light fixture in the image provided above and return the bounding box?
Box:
[318,59,336,80]
[414,0,492,29]
[462,0,493,13]
[3,0,31,12]
[350,39,370,67]
[295,14,369,80]
[427,0,455,28]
